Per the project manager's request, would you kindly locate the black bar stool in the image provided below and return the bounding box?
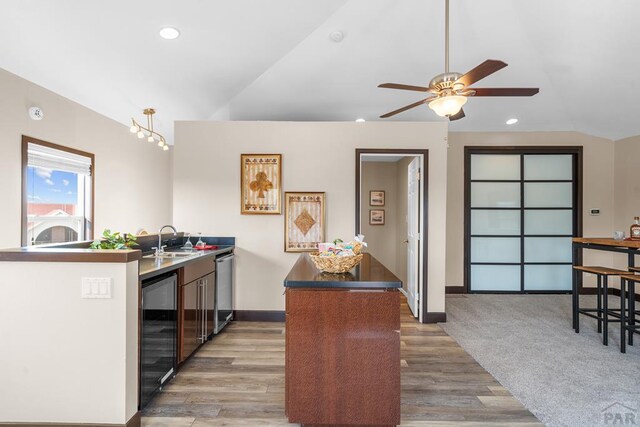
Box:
[573,266,628,345]
[620,274,640,353]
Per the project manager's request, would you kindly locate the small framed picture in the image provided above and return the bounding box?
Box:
[369,209,385,226]
[370,190,385,206]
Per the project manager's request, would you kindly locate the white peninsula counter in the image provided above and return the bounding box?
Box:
[0,247,141,426]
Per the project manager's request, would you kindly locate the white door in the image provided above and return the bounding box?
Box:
[406,158,420,317]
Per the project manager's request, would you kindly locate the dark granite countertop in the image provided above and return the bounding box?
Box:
[0,246,140,263]
[284,253,401,289]
[139,246,234,281]
[0,234,236,281]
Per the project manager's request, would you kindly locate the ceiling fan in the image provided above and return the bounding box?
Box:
[378,0,539,121]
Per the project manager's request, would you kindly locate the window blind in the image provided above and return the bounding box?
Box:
[27,143,92,176]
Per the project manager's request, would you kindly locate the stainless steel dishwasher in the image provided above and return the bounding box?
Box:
[215,253,234,333]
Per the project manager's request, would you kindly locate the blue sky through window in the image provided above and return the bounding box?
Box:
[27,166,78,204]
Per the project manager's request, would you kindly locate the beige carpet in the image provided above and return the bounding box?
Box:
[440,294,640,427]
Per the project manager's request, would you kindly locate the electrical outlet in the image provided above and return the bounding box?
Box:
[589,208,600,216]
[82,278,113,299]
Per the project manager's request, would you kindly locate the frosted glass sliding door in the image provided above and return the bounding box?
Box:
[467,152,577,292]
[522,154,574,291]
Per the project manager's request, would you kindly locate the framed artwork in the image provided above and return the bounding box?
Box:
[370,190,385,206]
[241,154,282,214]
[369,209,385,226]
[284,192,325,252]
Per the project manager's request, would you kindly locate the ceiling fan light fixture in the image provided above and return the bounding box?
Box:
[428,95,467,117]
[506,118,519,125]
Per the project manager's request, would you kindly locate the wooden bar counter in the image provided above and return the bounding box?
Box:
[283,253,402,426]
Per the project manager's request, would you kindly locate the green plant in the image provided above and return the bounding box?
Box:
[90,229,138,250]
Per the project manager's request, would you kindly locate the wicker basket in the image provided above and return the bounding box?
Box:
[309,252,364,274]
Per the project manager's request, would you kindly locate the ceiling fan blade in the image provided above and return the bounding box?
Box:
[455,60,508,88]
[380,97,435,118]
[471,88,540,97]
[449,108,465,121]
[378,83,432,92]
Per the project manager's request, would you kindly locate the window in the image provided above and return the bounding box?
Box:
[22,136,94,246]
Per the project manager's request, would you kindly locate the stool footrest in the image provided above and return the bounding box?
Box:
[578,310,622,323]
[622,325,640,334]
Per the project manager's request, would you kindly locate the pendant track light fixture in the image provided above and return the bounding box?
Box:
[130,108,169,151]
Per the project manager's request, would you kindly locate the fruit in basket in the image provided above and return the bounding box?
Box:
[318,235,366,256]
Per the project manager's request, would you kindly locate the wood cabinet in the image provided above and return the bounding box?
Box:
[181,279,200,361]
[179,257,216,363]
[183,256,216,284]
[285,288,400,425]
[284,253,402,426]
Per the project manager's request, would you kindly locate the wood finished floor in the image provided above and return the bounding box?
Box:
[141,302,541,426]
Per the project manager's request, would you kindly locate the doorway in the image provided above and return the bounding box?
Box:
[355,149,428,322]
[464,147,583,293]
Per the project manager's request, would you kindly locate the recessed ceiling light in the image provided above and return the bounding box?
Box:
[355,118,366,123]
[159,27,180,40]
[506,118,518,125]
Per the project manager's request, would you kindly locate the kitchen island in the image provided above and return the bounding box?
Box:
[284,252,401,426]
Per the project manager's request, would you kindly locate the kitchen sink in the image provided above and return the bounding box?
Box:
[143,252,195,259]
[165,248,197,253]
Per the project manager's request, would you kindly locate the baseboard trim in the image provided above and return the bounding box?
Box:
[0,412,140,427]
[127,412,141,427]
[233,310,286,322]
[445,286,465,294]
[423,312,447,323]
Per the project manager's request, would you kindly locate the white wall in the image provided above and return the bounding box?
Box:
[0,261,138,424]
[446,131,616,289]
[614,135,640,235]
[360,161,398,275]
[0,68,172,248]
[173,121,449,315]
[613,135,640,271]
[359,158,414,289]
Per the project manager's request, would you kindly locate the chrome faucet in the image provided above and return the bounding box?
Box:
[153,225,177,256]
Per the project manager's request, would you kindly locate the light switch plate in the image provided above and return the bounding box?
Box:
[82,277,113,299]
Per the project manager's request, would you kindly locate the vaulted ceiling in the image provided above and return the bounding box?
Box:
[2,0,639,143]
